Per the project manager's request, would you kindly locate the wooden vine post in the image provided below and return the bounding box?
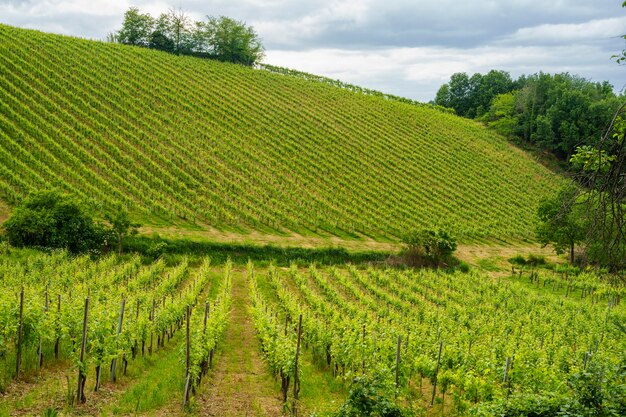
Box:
[110,297,125,383]
[54,294,61,359]
[186,305,191,378]
[293,314,303,417]
[38,290,49,368]
[395,335,402,392]
[149,299,155,355]
[132,299,140,359]
[203,301,209,334]
[76,297,89,404]
[202,301,210,376]
[183,305,192,409]
[15,286,24,378]
[361,324,366,374]
[503,356,513,399]
[430,340,443,407]
[209,302,215,367]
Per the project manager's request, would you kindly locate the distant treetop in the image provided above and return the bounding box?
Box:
[109,7,264,66]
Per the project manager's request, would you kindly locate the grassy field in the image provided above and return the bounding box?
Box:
[0,24,566,243]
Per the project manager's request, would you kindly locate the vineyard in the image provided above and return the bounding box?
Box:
[0,21,622,417]
[0,249,623,416]
[0,24,566,242]
[0,249,232,414]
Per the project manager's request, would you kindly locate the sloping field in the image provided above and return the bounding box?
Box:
[0,25,565,242]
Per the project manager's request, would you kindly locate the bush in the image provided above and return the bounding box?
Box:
[335,373,411,417]
[472,393,567,417]
[402,229,457,267]
[2,190,103,254]
[508,255,527,266]
[526,254,546,266]
[509,254,547,267]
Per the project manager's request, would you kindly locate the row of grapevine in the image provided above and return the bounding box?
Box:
[252,262,625,414]
[0,24,566,242]
[248,262,303,407]
[183,259,232,406]
[0,250,220,404]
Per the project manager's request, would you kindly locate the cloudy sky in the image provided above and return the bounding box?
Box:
[1,0,624,101]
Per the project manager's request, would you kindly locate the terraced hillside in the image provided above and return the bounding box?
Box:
[0,25,565,242]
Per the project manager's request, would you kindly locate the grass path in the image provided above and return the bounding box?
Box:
[194,268,283,417]
[0,359,73,416]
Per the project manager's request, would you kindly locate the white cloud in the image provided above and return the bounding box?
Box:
[503,16,626,45]
[4,0,129,16]
[0,0,623,99]
[265,42,624,101]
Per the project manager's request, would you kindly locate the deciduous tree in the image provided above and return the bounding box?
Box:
[116,7,154,47]
[105,203,140,256]
[199,16,264,66]
[536,185,587,264]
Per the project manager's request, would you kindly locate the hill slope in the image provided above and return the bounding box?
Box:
[0,25,565,242]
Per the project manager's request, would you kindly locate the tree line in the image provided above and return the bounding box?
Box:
[108,7,264,66]
[434,71,623,160]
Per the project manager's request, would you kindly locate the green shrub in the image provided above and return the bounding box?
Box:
[3,190,104,253]
[526,254,546,266]
[508,255,527,265]
[402,229,457,267]
[335,373,411,417]
[472,393,567,417]
[457,261,471,273]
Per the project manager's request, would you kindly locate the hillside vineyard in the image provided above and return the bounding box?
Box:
[0,25,564,242]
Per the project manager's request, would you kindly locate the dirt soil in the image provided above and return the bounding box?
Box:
[195,269,283,417]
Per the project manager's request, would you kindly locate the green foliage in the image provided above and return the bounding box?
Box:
[570,145,616,173]
[526,254,546,266]
[335,373,410,417]
[480,92,518,138]
[127,235,387,265]
[508,254,527,266]
[3,190,103,253]
[571,109,626,270]
[473,393,568,417]
[0,241,10,256]
[0,25,564,242]
[437,70,621,161]
[536,185,587,263]
[434,70,515,118]
[146,241,168,258]
[253,261,626,417]
[402,229,457,266]
[474,361,626,417]
[105,204,140,255]
[508,253,547,266]
[41,408,59,417]
[116,7,154,47]
[197,16,264,65]
[1,248,625,414]
[113,7,263,65]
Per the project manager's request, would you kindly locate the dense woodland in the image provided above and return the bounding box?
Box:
[434,71,623,160]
